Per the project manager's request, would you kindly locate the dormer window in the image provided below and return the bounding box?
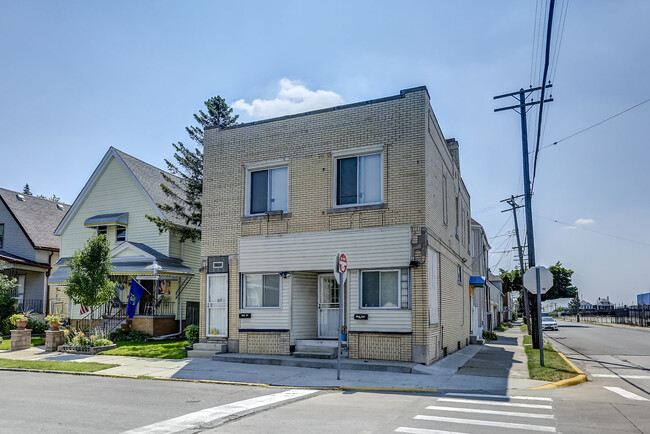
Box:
[97,226,107,236]
[116,226,127,242]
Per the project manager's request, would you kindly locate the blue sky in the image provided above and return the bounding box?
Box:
[1,1,648,304]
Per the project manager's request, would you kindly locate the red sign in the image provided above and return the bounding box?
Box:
[338,253,348,274]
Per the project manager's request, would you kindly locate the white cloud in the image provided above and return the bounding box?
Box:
[574,218,595,226]
[232,79,344,120]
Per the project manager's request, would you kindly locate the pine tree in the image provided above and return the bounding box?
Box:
[22,183,32,195]
[147,96,238,241]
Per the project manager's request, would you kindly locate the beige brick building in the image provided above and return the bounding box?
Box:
[200,86,472,364]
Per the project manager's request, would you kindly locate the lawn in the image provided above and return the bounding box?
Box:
[98,340,188,359]
[0,358,118,372]
[0,337,45,350]
[522,335,578,382]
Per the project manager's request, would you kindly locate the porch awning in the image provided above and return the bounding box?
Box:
[469,276,486,286]
[48,258,194,286]
[84,212,129,227]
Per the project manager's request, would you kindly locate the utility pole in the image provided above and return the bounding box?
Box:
[501,195,529,331]
[494,86,553,349]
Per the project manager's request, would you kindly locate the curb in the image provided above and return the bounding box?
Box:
[0,367,439,394]
[530,352,588,389]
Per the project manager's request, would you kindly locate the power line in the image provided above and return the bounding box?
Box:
[537,215,650,247]
[539,97,650,151]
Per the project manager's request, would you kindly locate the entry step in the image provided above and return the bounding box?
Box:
[187,342,227,358]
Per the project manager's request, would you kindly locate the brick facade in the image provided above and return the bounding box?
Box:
[201,86,473,364]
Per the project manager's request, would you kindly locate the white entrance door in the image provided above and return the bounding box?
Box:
[206,274,228,337]
[318,275,340,339]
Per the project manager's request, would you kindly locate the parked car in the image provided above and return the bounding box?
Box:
[542,316,559,331]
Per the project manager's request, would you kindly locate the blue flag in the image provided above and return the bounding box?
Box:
[126,278,145,318]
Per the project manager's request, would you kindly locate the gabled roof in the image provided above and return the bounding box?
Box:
[55,147,191,235]
[0,187,69,250]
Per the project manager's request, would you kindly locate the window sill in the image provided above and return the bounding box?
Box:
[327,203,388,214]
[241,212,292,222]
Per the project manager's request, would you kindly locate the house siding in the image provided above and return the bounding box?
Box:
[0,199,35,261]
[290,271,318,343]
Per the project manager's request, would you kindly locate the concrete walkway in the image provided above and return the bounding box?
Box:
[0,325,546,392]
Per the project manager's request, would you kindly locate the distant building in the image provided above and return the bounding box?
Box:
[580,299,595,310]
[596,296,614,310]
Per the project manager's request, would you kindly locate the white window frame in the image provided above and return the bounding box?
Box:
[332,145,384,208]
[115,226,127,242]
[359,268,402,310]
[244,159,289,216]
[241,273,282,309]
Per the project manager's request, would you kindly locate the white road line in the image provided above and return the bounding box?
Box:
[414,415,556,432]
[395,428,467,434]
[603,386,649,401]
[593,374,650,379]
[122,389,318,434]
[437,397,552,409]
[425,405,554,419]
[445,392,553,401]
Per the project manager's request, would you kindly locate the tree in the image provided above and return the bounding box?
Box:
[146,96,238,241]
[64,235,114,312]
[22,183,32,195]
[500,268,523,293]
[543,261,578,301]
[568,292,581,315]
[0,262,18,334]
[36,194,60,202]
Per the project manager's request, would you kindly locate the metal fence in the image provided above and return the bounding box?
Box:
[564,307,650,327]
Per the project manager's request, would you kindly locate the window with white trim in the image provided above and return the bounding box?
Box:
[335,152,382,206]
[360,269,409,309]
[243,274,281,308]
[247,166,288,215]
[116,226,127,242]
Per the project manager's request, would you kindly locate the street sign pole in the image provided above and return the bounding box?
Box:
[536,267,544,366]
[334,253,347,381]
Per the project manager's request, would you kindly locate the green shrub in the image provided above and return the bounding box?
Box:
[483,330,498,341]
[26,319,47,334]
[184,324,199,345]
[109,330,151,342]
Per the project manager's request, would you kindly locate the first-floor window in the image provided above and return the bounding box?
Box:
[361,270,401,308]
[243,274,281,308]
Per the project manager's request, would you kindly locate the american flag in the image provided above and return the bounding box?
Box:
[80,304,89,315]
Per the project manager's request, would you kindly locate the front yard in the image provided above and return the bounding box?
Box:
[98,339,188,359]
[0,337,44,350]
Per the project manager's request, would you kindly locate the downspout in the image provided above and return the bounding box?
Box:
[45,251,54,315]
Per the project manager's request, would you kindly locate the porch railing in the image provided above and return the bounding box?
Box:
[17,299,43,314]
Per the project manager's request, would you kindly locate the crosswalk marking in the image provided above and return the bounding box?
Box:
[593,374,650,379]
[122,389,318,434]
[395,428,467,434]
[437,397,552,409]
[603,386,649,401]
[445,392,553,402]
[414,415,556,432]
[425,405,554,419]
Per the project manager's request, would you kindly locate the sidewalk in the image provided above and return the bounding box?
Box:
[0,325,546,393]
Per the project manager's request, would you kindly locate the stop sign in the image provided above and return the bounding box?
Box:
[523,266,554,294]
[338,253,347,274]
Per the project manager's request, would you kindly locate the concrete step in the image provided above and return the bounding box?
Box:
[295,339,338,352]
[187,349,218,358]
[293,350,337,359]
[193,342,228,353]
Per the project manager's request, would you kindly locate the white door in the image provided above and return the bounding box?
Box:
[206,274,228,337]
[318,275,340,339]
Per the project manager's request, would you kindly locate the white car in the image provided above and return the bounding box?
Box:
[542,316,559,331]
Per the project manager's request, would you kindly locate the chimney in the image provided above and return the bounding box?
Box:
[445,138,460,170]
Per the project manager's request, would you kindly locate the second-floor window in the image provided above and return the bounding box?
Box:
[116,227,127,242]
[0,224,4,248]
[335,153,382,206]
[97,226,107,236]
[248,166,288,215]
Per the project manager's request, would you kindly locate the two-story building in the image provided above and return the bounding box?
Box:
[469,219,490,341]
[199,86,473,364]
[0,188,69,315]
[48,147,201,336]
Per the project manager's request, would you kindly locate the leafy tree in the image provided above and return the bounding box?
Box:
[568,292,581,315]
[146,96,238,242]
[543,262,578,301]
[36,194,61,202]
[64,235,114,313]
[500,268,523,293]
[0,262,18,334]
[22,183,32,195]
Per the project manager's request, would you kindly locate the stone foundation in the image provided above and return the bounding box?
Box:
[45,330,65,352]
[348,332,412,362]
[10,329,32,351]
[239,331,290,355]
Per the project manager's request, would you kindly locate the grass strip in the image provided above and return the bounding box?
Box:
[0,337,45,350]
[522,335,578,382]
[98,340,188,359]
[520,324,528,333]
[0,358,118,372]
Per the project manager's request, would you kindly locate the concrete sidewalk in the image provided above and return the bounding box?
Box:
[0,325,546,392]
